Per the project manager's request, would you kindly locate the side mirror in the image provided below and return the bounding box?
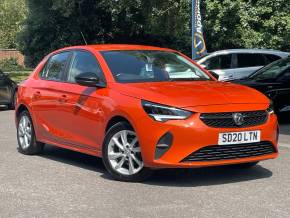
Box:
[75,72,106,88]
[209,71,219,80]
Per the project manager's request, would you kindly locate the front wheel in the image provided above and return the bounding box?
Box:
[17,111,44,155]
[102,122,152,182]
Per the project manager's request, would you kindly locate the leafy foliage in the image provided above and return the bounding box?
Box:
[0,58,25,71]
[0,0,27,48]
[203,0,290,51]
[17,0,290,67]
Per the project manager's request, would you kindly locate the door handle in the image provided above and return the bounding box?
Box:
[59,94,68,103]
[33,91,41,99]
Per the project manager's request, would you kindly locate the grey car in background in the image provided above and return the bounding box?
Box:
[197,49,289,81]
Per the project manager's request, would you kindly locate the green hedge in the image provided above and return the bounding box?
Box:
[6,70,31,83]
[0,58,29,72]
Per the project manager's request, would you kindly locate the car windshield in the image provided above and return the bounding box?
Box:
[101,50,211,83]
[249,58,290,80]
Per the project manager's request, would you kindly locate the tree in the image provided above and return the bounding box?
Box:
[17,0,193,66]
[0,0,27,48]
[18,0,289,67]
[203,0,290,51]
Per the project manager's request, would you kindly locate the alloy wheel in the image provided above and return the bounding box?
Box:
[18,115,32,150]
[107,130,144,175]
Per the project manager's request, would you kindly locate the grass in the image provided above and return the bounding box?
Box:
[6,70,32,83]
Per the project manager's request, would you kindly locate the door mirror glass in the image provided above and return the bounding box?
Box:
[75,72,105,87]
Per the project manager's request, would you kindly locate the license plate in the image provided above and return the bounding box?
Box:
[218,130,261,145]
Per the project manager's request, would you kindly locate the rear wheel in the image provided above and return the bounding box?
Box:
[230,161,259,169]
[17,111,44,155]
[102,122,152,182]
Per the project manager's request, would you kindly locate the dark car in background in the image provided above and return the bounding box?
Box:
[0,70,18,109]
[232,57,290,114]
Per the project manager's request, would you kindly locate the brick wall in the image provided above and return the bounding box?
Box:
[0,49,25,67]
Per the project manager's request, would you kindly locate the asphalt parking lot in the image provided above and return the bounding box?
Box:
[0,109,290,218]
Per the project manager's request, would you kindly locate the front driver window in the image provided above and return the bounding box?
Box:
[205,54,231,70]
[68,51,105,84]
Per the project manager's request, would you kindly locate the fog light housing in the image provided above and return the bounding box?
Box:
[155,132,173,159]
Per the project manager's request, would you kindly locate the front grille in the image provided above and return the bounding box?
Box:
[181,141,276,162]
[200,110,268,128]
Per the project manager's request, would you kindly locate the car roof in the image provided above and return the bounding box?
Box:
[207,49,289,55]
[197,49,290,63]
[55,44,176,53]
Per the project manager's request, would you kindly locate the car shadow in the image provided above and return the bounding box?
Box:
[143,165,272,187]
[40,144,106,174]
[40,144,273,187]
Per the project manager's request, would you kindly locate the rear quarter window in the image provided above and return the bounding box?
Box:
[40,52,71,81]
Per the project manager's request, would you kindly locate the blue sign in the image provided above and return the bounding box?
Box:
[192,0,207,59]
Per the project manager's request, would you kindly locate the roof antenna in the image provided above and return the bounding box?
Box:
[80,31,88,45]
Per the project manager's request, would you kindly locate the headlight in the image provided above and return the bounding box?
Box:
[142,100,193,122]
[267,100,275,114]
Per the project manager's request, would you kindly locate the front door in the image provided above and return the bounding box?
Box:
[203,54,233,81]
[55,50,107,151]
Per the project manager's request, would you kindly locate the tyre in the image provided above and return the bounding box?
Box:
[102,122,152,182]
[17,110,44,155]
[230,161,259,169]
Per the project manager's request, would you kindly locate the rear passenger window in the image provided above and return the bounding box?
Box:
[41,52,71,81]
[264,54,281,64]
[237,54,266,68]
[67,51,105,84]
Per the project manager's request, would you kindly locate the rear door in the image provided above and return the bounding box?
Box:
[31,51,72,143]
[54,50,107,151]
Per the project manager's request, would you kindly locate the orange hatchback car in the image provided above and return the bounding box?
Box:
[15,45,279,181]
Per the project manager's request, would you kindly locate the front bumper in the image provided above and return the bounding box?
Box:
[134,104,279,169]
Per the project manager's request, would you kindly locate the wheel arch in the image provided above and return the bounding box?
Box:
[105,115,133,134]
[16,104,30,120]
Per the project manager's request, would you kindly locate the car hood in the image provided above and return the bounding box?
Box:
[111,81,269,108]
